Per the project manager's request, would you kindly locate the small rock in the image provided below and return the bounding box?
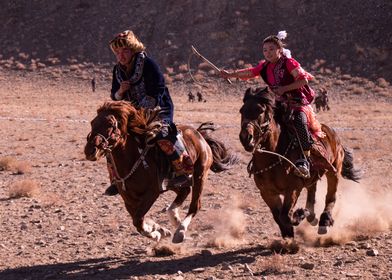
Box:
[345,241,357,246]
[333,260,343,266]
[359,242,371,249]
[192,267,205,273]
[346,273,361,278]
[20,222,28,230]
[366,249,379,256]
[300,263,315,270]
[221,263,233,271]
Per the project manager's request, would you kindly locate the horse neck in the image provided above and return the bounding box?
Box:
[111,134,141,172]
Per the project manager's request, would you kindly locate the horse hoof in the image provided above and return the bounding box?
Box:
[318,226,328,235]
[308,217,318,226]
[172,229,186,243]
[292,208,310,226]
[159,227,172,238]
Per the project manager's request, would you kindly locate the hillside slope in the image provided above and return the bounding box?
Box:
[0,0,391,81]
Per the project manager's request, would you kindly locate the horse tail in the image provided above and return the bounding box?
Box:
[197,122,239,173]
[341,147,362,183]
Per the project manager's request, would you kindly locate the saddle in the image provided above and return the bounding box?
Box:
[309,139,337,174]
[277,122,336,176]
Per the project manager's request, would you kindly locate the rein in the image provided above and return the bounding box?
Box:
[246,117,302,177]
[106,142,152,191]
[90,115,153,192]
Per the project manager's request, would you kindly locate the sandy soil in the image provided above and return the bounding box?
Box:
[0,70,391,280]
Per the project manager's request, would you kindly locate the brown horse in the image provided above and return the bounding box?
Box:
[239,87,361,238]
[84,101,238,243]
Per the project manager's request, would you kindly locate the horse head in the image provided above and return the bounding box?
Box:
[239,87,275,152]
[84,101,163,161]
[84,101,135,161]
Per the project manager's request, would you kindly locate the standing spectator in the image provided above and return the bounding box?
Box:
[91,77,96,92]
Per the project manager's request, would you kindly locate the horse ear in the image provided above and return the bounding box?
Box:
[243,87,253,102]
[254,87,269,98]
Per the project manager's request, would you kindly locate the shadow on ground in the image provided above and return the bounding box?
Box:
[0,245,273,279]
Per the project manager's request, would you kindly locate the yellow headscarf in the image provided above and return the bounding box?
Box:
[109,30,145,53]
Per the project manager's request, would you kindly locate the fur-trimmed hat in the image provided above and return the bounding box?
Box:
[109,30,145,53]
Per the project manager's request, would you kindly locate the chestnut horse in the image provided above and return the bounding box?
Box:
[239,87,361,238]
[84,101,238,243]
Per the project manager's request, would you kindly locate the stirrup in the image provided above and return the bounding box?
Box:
[294,159,310,178]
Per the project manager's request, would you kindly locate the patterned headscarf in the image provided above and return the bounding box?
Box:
[109,30,145,53]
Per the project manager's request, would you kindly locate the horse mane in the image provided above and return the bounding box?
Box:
[242,87,275,120]
[244,87,275,108]
[97,101,163,136]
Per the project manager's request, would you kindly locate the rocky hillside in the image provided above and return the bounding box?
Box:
[0,0,391,81]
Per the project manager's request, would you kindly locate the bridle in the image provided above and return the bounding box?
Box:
[87,114,151,191]
[242,109,300,177]
[241,113,271,154]
[86,115,123,154]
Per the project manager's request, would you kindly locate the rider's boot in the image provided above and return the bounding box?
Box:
[294,150,311,178]
[170,150,193,187]
[157,137,193,187]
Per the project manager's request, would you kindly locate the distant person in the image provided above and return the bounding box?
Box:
[220,31,326,178]
[105,30,193,195]
[188,91,195,102]
[197,91,203,102]
[91,77,96,92]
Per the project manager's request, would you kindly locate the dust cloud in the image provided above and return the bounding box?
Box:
[297,178,392,246]
[207,195,247,248]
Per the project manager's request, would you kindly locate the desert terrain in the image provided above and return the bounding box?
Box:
[0,66,391,280]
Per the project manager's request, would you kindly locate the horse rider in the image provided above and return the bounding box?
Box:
[104,30,193,195]
[221,31,332,178]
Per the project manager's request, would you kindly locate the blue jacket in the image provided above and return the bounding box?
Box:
[110,53,174,123]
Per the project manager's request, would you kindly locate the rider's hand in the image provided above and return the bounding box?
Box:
[220,69,231,79]
[271,86,286,96]
[119,81,131,95]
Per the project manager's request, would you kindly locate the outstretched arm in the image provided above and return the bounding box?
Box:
[220,69,255,79]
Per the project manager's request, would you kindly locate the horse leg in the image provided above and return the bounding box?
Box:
[126,192,171,241]
[165,186,191,227]
[260,190,294,239]
[318,172,338,234]
[172,170,206,243]
[304,182,318,226]
[282,189,304,231]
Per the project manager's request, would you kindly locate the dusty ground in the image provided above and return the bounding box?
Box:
[0,70,391,280]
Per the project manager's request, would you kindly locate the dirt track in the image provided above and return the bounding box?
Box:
[0,71,391,279]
